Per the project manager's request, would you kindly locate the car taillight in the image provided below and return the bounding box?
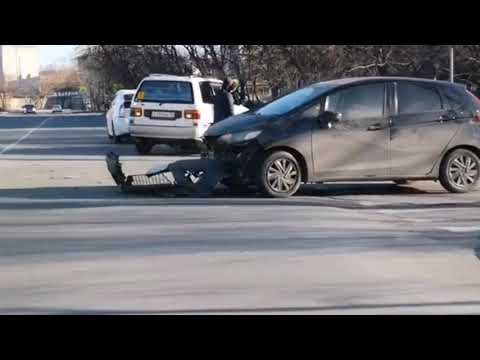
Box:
[184,110,201,124]
[131,107,143,117]
[474,110,480,124]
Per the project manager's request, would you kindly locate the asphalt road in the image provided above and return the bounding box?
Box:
[1,114,480,314]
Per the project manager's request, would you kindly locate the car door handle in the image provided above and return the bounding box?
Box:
[367,123,383,131]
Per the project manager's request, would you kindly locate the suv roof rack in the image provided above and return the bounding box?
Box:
[148,73,194,78]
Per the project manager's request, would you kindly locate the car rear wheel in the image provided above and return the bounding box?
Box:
[258,151,302,198]
[135,139,154,155]
[439,148,480,193]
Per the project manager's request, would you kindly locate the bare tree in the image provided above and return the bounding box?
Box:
[77,44,480,108]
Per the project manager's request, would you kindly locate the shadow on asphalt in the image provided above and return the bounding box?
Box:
[0,183,479,211]
[298,183,431,196]
[3,300,480,314]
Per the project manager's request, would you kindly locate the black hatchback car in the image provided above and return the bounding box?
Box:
[203,77,480,198]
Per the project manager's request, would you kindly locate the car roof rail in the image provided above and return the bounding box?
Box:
[149,73,196,78]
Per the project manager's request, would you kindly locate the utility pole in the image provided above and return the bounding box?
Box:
[449,46,454,83]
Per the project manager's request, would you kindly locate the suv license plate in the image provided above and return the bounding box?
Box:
[151,111,175,119]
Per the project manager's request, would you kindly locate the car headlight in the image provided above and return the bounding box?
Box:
[218,130,262,144]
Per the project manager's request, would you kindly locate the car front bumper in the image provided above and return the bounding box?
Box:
[203,139,262,184]
[106,152,226,196]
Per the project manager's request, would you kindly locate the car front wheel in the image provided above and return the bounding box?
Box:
[258,151,302,198]
[439,148,480,193]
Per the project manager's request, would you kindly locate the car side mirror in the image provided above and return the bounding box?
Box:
[319,111,342,128]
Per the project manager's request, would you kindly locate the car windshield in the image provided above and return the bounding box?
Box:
[135,80,194,104]
[255,84,333,116]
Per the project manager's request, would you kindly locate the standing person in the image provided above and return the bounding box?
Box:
[231,79,242,104]
[213,78,235,123]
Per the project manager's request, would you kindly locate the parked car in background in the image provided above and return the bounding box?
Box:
[129,74,249,154]
[106,89,136,143]
[52,104,63,113]
[204,77,480,197]
[22,104,36,114]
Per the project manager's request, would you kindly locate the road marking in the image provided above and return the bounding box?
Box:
[0,117,51,155]
[440,226,480,233]
[0,127,105,132]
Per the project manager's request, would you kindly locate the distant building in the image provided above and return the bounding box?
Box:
[0,45,40,94]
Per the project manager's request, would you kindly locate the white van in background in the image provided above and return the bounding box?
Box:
[106,89,136,143]
[128,74,248,154]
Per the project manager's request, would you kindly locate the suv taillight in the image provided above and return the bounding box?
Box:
[130,107,143,117]
[184,110,201,124]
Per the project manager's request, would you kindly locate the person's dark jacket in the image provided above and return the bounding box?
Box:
[213,89,234,123]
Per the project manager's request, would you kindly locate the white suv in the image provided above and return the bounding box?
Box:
[106,89,136,143]
[129,74,248,154]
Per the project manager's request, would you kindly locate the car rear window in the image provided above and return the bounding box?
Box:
[200,81,222,104]
[438,84,476,113]
[135,81,194,104]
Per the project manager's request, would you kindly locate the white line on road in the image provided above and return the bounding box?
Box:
[0,117,51,155]
[0,127,105,132]
[439,226,480,233]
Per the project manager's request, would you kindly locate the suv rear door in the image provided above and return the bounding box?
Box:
[389,81,462,176]
[199,81,222,124]
[133,80,197,128]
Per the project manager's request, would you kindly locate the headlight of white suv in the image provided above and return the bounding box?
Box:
[218,130,262,144]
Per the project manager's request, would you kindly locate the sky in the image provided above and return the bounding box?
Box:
[38,45,79,67]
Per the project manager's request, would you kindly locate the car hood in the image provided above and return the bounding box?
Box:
[205,113,274,137]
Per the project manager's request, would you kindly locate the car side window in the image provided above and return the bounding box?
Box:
[302,102,321,118]
[200,82,222,104]
[441,85,466,111]
[325,83,385,121]
[397,82,442,115]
